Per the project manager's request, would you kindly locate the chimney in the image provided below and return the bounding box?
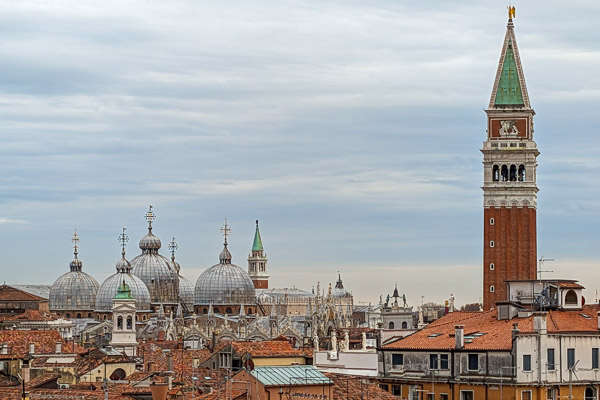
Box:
[1,344,7,355]
[165,350,173,372]
[150,382,168,400]
[511,322,520,340]
[55,342,62,354]
[147,361,154,372]
[454,325,464,349]
[533,313,547,334]
[597,311,600,330]
[29,343,35,354]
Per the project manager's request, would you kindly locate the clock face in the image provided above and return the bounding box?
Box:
[488,117,529,139]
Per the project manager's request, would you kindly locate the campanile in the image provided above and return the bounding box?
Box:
[482,12,539,310]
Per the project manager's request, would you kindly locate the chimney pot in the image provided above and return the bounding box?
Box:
[55,341,62,354]
[454,325,464,349]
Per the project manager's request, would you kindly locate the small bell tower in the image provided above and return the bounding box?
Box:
[248,220,269,289]
[482,8,539,310]
[109,281,138,356]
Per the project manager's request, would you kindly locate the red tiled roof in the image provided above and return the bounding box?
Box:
[556,281,585,289]
[1,309,61,322]
[0,329,65,359]
[326,373,397,400]
[231,340,307,358]
[383,305,600,351]
[197,389,247,400]
[0,285,46,301]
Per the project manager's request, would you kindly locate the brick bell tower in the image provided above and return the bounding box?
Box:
[482,11,539,310]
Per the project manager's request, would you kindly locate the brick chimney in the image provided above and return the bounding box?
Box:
[455,325,464,349]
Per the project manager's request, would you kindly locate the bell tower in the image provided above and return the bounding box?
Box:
[248,220,269,289]
[482,11,539,310]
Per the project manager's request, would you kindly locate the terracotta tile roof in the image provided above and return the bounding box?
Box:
[197,389,247,400]
[555,281,585,289]
[76,354,132,376]
[326,373,397,400]
[1,309,61,322]
[0,284,47,302]
[0,329,65,358]
[26,373,60,389]
[383,305,600,351]
[231,340,307,358]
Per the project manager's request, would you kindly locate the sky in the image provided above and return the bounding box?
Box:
[0,1,598,307]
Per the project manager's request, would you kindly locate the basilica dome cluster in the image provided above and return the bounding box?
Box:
[48,207,261,320]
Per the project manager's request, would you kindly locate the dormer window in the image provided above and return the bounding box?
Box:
[565,290,578,305]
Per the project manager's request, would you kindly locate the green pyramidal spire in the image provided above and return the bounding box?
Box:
[489,18,530,109]
[114,280,134,300]
[252,220,263,251]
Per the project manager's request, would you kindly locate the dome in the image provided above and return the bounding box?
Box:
[96,240,151,312]
[96,271,151,312]
[50,271,99,311]
[49,231,100,312]
[194,244,256,305]
[331,273,351,298]
[130,207,179,305]
[178,275,194,308]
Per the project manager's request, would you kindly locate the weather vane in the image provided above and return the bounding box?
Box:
[145,205,156,230]
[118,227,129,256]
[72,229,80,257]
[220,218,232,245]
[169,237,178,260]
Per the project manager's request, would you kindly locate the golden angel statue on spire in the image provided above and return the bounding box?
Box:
[508,5,516,20]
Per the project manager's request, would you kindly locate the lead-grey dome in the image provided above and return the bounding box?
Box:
[178,275,195,309]
[50,233,99,312]
[194,244,256,305]
[96,255,151,312]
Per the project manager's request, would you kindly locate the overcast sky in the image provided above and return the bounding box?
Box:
[1,1,598,307]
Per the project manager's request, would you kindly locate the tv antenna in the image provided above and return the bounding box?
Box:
[537,256,554,279]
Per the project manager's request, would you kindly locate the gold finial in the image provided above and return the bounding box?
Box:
[72,229,80,258]
[220,218,232,245]
[508,5,516,20]
[145,205,156,230]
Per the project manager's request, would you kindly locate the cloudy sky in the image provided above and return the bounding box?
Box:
[1,1,598,306]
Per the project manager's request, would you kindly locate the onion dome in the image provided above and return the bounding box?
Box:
[194,220,256,306]
[130,206,178,305]
[96,228,151,312]
[49,230,99,312]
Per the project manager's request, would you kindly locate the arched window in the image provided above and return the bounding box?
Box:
[103,314,107,320]
[509,165,517,181]
[565,290,578,305]
[142,315,147,321]
[214,307,220,314]
[585,387,596,400]
[127,316,133,330]
[117,316,123,329]
[225,307,232,314]
[501,165,509,181]
[87,313,92,318]
[202,308,208,314]
[389,322,395,329]
[401,321,408,329]
[110,368,127,381]
[493,165,499,181]
[490,285,495,293]
[248,308,253,315]
[135,315,138,321]
[518,164,525,181]
[66,313,71,318]
[76,313,82,319]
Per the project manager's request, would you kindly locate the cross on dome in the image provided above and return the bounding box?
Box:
[118,227,129,257]
[145,205,156,230]
[72,229,80,258]
[220,218,232,245]
[169,237,178,260]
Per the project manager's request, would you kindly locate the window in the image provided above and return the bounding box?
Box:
[127,316,132,330]
[402,321,408,329]
[490,241,495,247]
[522,391,532,400]
[392,353,404,366]
[592,348,599,369]
[389,322,395,329]
[490,218,495,225]
[411,386,420,400]
[490,285,495,293]
[225,307,232,314]
[427,394,434,400]
[430,354,438,370]
[565,290,578,305]
[523,354,532,371]
[441,395,449,400]
[547,387,557,400]
[460,391,474,400]
[392,385,402,396]
[440,354,449,369]
[379,384,389,392]
[567,348,575,369]
[490,263,495,270]
[547,348,555,370]
[117,316,123,329]
[468,354,478,371]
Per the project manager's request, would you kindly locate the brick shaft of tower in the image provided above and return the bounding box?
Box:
[482,16,539,310]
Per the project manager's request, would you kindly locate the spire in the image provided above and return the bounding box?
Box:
[69,229,83,272]
[392,284,399,299]
[169,237,178,263]
[252,220,263,251]
[239,304,245,318]
[335,271,344,289]
[208,302,214,317]
[489,8,530,109]
[115,280,134,300]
